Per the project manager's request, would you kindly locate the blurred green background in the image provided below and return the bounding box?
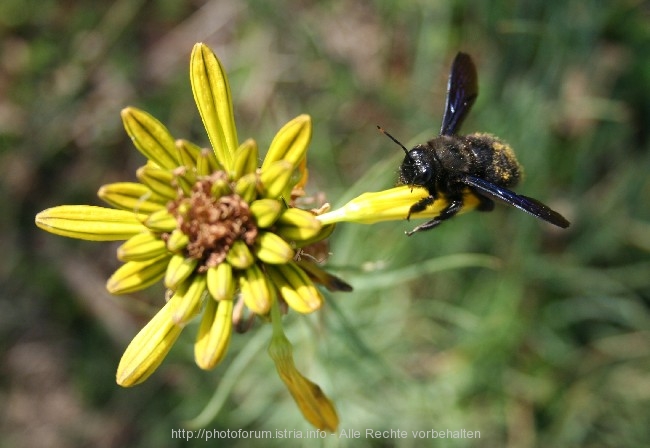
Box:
[2,0,649,447]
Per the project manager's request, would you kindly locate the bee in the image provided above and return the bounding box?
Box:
[379,52,570,235]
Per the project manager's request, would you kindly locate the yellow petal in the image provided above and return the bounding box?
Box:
[176,139,202,170]
[35,205,148,241]
[194,298,233,370]
[121,107,179,170]
[249,198,283,228]
[106,255,171,294]
[254,231,295,265]
[285,223,335,249]
[177,139,222,174]
[225,240,254,269]
[267,263,323,314]
[116,292,185,387]
[262,114,312,169]
[144,209,178,232]
[171,275,206,325]
[164,254,198,290]
[274,207,323,242]
[239,264,272,315]
[196,148,218,177]
[165,229,189,252]
[231,138,259,180]
[117,231,168,261]
[316,186,480,225]
[97,182,167,214]
[206,262,235,301]
[209,174,231,198]
[190,43,238,172]
[259,160,294,199]
[136,163,178,200]
[233,172,258,203]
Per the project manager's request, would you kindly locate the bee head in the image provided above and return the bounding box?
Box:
[377,126,437,187]
[400,145,435,186]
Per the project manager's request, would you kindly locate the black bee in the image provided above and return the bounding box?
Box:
[379,52,570,235]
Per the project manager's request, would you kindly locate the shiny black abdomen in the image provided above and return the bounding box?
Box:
[431,133,521,188]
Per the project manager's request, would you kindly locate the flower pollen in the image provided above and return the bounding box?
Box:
[168,172,258,271]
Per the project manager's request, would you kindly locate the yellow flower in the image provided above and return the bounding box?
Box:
[34,42,350,428]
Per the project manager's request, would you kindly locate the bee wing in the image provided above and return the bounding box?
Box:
[462,175,570,228]
[440,52,479,136]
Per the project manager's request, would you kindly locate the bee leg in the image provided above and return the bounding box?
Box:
[406,195,435,220]
[406,197,464,235]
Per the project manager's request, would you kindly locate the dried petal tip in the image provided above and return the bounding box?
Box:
[296,260,353,292]
[268,331,339,432]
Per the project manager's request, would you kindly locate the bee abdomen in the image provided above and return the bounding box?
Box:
[466,133,521,187]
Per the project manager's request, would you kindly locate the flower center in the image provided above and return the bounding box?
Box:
[168,172,258,270]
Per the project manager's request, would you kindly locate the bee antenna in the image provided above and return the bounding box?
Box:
[377,125,410,156]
